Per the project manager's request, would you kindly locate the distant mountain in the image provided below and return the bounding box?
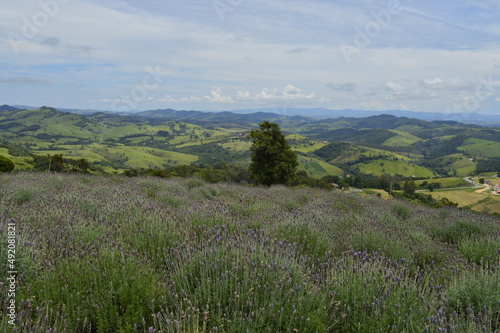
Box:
[0,104,23,112]
[232,108,500,126]
[310,114,445,130]
[11,103,497,126]
[136,109,313,127]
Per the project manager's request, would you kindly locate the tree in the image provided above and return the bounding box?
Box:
[0,154,15,172]
[49,154,65,172]
[403,178,416,195]
[248,121,298,186]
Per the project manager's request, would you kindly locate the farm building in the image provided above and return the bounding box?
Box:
[495,184,500,193]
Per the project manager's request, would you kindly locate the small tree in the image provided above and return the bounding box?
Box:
[248,121,298,186]
[0,155,15,172]
[50,154,65,172]
[403,178,416,195]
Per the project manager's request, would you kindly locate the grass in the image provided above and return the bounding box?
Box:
[422,188,500,214]
[37,144,199,170]
[356,159,435,178]
[382,130,422,147]
[1,173,499,332]
[414,177,471,189]
[458,138,500,158]
[298,156,344,178]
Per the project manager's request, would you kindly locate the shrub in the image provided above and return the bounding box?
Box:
[0,154,14,172]
[14,188,40,205]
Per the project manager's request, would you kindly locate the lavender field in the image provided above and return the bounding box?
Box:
[1,173,499,332]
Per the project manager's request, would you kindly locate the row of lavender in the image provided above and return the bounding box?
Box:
[1,173,499,332]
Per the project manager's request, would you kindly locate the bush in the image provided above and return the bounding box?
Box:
[0,154,14,172]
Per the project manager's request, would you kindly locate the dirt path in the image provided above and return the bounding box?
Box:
[475,185,491,193]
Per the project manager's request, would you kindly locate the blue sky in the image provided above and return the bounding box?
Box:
[1,0,500,114]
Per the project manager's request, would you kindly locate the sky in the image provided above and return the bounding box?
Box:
[1,0,500,115]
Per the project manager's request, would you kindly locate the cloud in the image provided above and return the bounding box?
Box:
[67,45,94,55]
[236,85,318,102]
[286,47,312,54]
[98,98,115,103]
[361,100,385,110]
[0,77,55,85]
[204,87,234,103]
[67,82,89,88]
[41,37,61,47]
[421,77,472,90]
[382,81,439,100]
[326,82,357,92]
[1,0,499,112]
[159,88,234,104]
[160,85,322,104]
[382,81,408,93]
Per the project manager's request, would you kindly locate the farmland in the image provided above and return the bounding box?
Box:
[421,187,500,215]
[1,173,499,332]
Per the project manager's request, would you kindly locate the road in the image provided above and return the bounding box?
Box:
[416,177,484,192]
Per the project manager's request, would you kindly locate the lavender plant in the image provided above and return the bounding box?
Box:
[0,173,498,332]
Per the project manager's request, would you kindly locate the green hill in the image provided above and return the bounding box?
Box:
[1,106,500,178]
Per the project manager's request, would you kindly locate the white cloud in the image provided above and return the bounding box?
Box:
[204,88,234,103]
[159,85,321,105]
[382,81,408,93]
[361,100,385,110]
[382,81,439,100]
[421,78,472,90]
[237,85,318,102]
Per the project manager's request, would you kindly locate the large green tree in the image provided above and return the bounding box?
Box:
[0,154,14,172]
[248,121,298,186]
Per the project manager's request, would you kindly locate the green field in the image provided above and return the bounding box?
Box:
[31,143,199,170]
[298,156,344,178]
[414,177,470,189]
[382,130,422,146]
[356,159,435,178]
[458,138,500,158]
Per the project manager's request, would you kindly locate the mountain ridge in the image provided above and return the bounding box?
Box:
[7,104,500,126]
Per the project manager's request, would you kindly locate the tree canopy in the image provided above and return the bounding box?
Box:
[248,121,298,186]
[0,154,15,172]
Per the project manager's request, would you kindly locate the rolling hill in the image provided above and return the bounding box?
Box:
[0,105,499,179]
